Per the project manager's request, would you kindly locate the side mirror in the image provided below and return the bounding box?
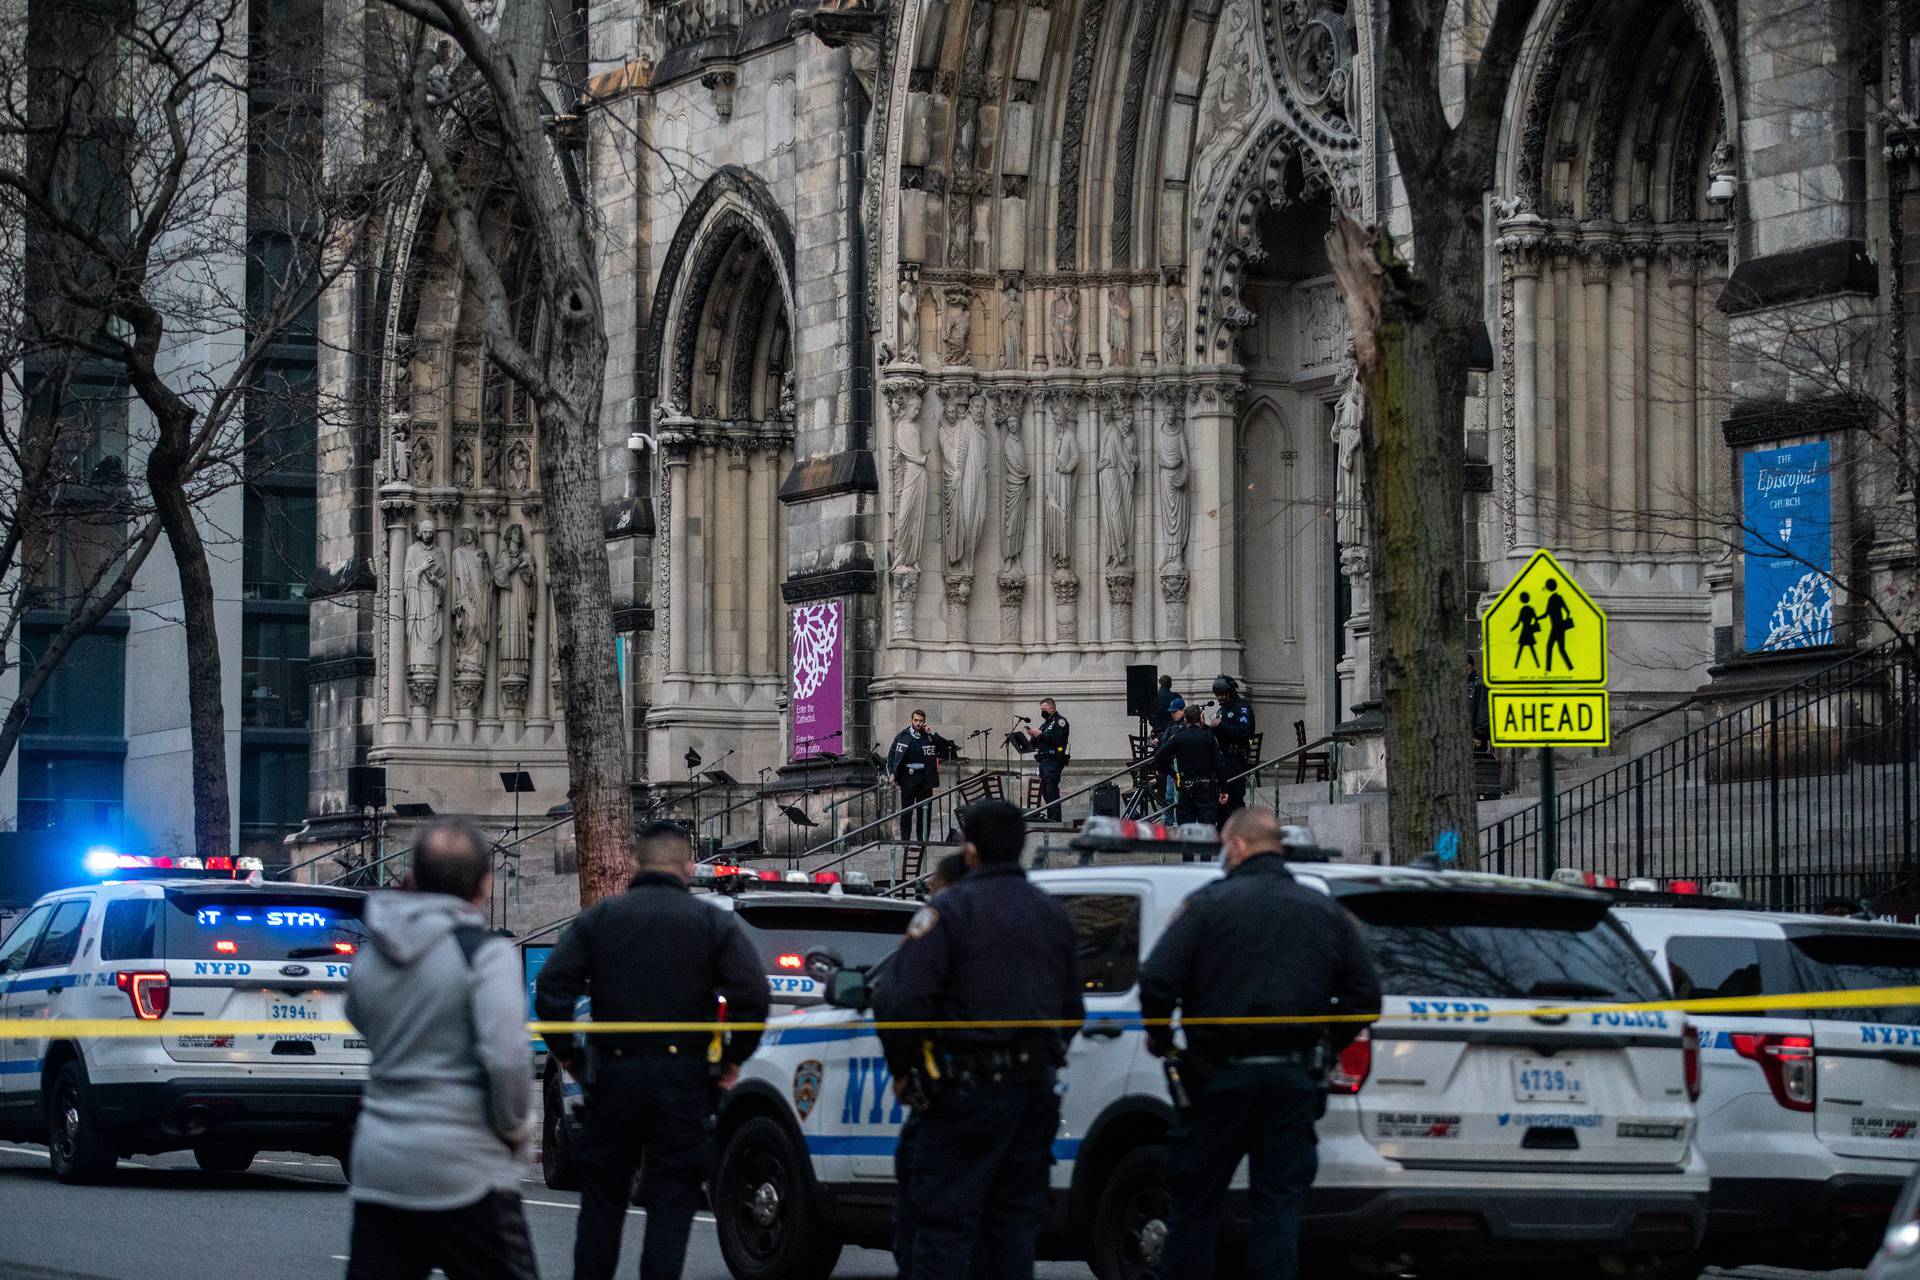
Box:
[805,947,844,984]
[825,967,870,1011]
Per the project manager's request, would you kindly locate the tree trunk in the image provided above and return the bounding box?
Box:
[539,329,631,907]
[148,418,233,858]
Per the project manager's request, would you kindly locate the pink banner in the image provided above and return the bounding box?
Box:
[790,600,845,760]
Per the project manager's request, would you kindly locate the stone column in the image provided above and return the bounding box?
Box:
[1605,235,1638,553]
[1185,375,1242,673]
[429,496,459,739]
[1156,385,1190,642]
[379,495,414,740]
[1576,232,1617,552]
[1627,236,1654,550]
[1664,242,1701,552]
[1044,391,1082,644]
[1099,388,1137,644]
[747,438,774,677]
[664,439,692,679]
[723,436,751,678]
[524,498,550,731]
[1499,217,1545,550]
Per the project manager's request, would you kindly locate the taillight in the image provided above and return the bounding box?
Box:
[1327,1031,1371,1094]
[1730,1032,1815,1111]
[115,971,170,1020]
[776,953,804,970]
[1682,1024,1702,1101]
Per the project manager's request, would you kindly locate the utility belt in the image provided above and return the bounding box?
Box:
[943,1045,1058,1086]
[1176,776,1218,792]
[1036,751,1068,764]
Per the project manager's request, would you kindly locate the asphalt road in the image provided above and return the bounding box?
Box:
[0,1142,1867,1280]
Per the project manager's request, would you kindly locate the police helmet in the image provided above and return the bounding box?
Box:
[1211,674,1237,698]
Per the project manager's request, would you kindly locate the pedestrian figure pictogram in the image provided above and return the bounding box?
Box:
[1542,579,1575,672]
[1481,550,1607,690]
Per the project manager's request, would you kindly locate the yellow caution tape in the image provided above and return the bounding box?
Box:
[2,985,1918,1039]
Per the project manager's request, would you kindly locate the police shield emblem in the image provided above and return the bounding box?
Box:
[793,1059,824,1121]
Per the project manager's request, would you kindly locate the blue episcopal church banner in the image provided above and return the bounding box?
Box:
[1742,440,1834,652]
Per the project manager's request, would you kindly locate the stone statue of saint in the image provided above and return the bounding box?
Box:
[452,440,476,489]
[889,384,928,570]
[481,432,501,488]
[1050,289,1080,367]
[1107,285,1133,367]
[493,523,536,708]
[1332,367,1368,549]
[999,396,1030,571]
[1157,402,1189,567]
[940,288,972,366]
[506,440,532,493]
[1000,280,1023,371]
[402,520,444,672]
[409,435,435,487]
[778,369,796,421]
[1046,399,1079,571]
[1098,399,1138,571]
[451,526,492,678]
[387,414,411,483]
[897,279,921,363]
[940,393,990,571]
[1162,286,1185,366]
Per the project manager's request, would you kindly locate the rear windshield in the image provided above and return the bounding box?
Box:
[163,892,367,961]
[731,903,914,973]
[1346,893,1667,1002]
[1788,932,1920,1027]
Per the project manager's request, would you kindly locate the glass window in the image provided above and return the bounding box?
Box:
[240,744,309,831]
[244,361,317,473]
[20,626,126,737]
[26,898,92,970]
[101,899,160,961]
[242,489,317,599]
[1788,933,1920,1027]
[1666,936,1768,1001]
[0,905,55,975]
[730,905,914,975]
[163,892,366,962]
[1345,892,1668,1002]
[242,615,309,728]
[1057,894,1143,994]
[17,751,124,835]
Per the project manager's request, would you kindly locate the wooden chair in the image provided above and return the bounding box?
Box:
[954,772,1004,807]
[1293,720,1332,784]
[1128,734,1153,762]
[899,842,927,882]
[1025,774,1045,812]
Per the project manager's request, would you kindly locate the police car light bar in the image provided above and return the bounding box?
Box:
[86,850,267,880]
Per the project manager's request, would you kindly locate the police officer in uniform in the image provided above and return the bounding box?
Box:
[1209,675,1257,826]
[1023,697,1070,821]
[1140,810,1381,1280]
[534,821,772,1280]
[1149,704,1228,833]
[877,798,1083,1280]
[889,709,943,842]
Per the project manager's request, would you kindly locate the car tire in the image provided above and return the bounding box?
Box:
[45,1061,118,1184]
[714,1115,842,1280]
[542,1070,581,1191]
[1091,1142,1171,1280]
[193,1145,257,1174]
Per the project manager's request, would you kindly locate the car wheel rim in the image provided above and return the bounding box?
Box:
[1120,1180,1169,1278]
[53,1084,79,1164]
[732,1143,787,1261]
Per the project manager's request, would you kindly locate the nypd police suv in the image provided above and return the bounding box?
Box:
[710,850,1709,1280]
[0,855,369,1182]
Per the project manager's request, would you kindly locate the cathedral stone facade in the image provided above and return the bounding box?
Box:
[301,0,1916,863]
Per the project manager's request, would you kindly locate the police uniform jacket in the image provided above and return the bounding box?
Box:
[1150,722,1227,786]
[889,726,941,788]
[875,862,1085,1078]
[1033,712,1070,763]
[1139,853,1381,1060]
[1213,698,1257,762]
[534,870,772,1063]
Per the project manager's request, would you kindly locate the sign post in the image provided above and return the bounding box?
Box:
[1480,549,1610,877]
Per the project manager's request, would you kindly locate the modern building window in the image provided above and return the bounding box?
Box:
[17,751,124,835]
[245,360,318,475]
[242,489,317,600]
[242,615,310,729]
[240,745,308,834]
[20,624,125,739]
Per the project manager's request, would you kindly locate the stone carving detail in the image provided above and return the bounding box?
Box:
[1046,394,1081,642]
[1162,285,1185,367]
[1302,280,1345,368]
[1156,393,1189,569]
[387,414,411,483]
[1097,393,1138,572]
[944,571,974,638]
[1193,0,1269,226]
[506,440,533,493]
[403,520,444,707]
[1106,570,1136,640]
[1053,0,1109,266]
[892,567,921,640]
[1000,277,1024,370]
[997,573,1025,643]
[1050,288,1080,367]
[1583,69,1630,218]
[994,390,1030,572]
[409,434,436,487]
[1261,0,1361,145]
[493,523,536,713]
[452,440,476,489]
[1515,0,1604,210]
[941,390,990,573]
[451,527,492,710]
[1106,285,1133,367]
[1332,366,1367,552]
[897,275,922,363]
[481,430,501,488]
[1109,0,1169,262]
[1052,570,1080,642]
[885,378,930,599]
[940,287,973,366]
[1160,570,1190,640]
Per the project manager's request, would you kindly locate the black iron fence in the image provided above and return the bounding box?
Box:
[1481,636,1919,910]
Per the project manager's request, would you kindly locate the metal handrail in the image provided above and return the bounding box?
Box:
[317,811,576,890]
[1132,733,1339,826]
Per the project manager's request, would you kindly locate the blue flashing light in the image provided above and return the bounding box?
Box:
[83,847,124,877]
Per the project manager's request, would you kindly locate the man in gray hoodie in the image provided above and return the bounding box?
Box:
[344,818,538,1280]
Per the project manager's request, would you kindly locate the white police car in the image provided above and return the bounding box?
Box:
[0,855,369,1182]
[1615,905,1920,1265]
[711,855,1708,1280]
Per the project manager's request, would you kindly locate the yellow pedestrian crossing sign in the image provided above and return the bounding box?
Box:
[1480,550,1609,748]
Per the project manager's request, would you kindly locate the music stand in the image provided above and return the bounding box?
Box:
[498,769,534,881]
[393,802,435,817]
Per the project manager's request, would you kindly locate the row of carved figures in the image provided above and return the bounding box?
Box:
[387,412,538,493]
[896,277,1190,372]
[399,519,541,715]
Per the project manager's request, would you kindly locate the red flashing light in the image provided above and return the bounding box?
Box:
[711,864,743,878]
[115,971,171,1020]
[812,871,841,885]
[1731,1032,1816,1111]
[756,869,783,882]
[205,856,234,870]
[776,953,804,970]
[1327,1031,1371,1094]
[333,941,356,955]
[214,940,238,955]
[1669,879,1701,895]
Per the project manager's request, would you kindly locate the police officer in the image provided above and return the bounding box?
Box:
[1023,697,1070,821]
[534,820,772,1280]
[892,854,972,1278]
[877,798,1084,1280]
[1140,810,1381,1280]
[1149,704,1228,835]
[1209,675,1257,826]
[889,709,943,842]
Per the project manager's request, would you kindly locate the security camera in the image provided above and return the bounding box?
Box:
[627,430,658,453]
